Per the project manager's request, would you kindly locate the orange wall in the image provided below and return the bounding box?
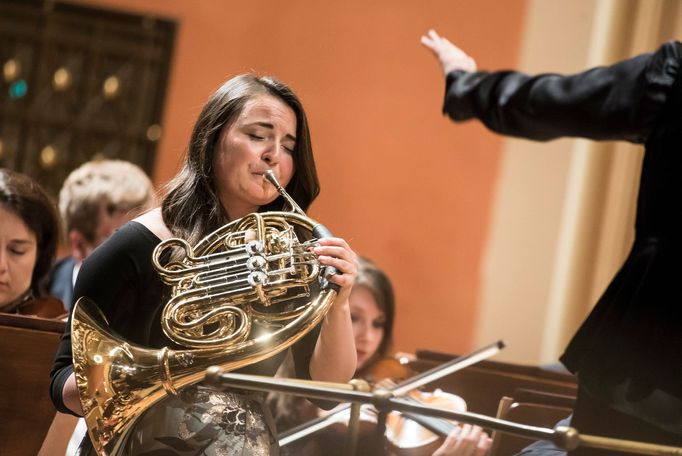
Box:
[70,0,527,356]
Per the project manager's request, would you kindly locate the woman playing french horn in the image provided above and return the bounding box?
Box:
[49,74,358,455]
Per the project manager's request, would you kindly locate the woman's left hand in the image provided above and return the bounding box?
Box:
[314,237,358,304]
[433,424,492,456]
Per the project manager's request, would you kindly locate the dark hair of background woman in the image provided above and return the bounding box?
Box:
[161,74,321,246]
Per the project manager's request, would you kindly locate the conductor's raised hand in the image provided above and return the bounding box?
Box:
[421,29,477,76]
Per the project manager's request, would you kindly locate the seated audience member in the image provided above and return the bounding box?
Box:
[0,168,62,318]
[47,159,155,310]
[270,257,492,456]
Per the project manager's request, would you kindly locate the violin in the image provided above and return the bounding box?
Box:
[310,356,469,456]
[17,296,68,320]
[384,388,466,455]
[1,292,67,320]
[362,357,468,455]
[360,356,414,385]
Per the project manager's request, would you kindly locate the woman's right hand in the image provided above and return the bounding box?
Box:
[432,424,492,456]
[420,29,477,76]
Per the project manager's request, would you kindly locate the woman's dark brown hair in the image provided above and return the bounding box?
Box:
[0,168,60,296]
[161,74,320,246]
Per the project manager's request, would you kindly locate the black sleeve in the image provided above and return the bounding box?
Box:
[49,222,161,415]
[443,41,682,144]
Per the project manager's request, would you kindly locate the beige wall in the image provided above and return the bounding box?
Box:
[68,0,528,356]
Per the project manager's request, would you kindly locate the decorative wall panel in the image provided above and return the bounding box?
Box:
[0,0,175,196]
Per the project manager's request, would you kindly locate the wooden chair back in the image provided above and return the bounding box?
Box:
[0,313,66,456]
[489,388,575,455]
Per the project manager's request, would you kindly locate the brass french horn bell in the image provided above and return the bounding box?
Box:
[71,170,339,455]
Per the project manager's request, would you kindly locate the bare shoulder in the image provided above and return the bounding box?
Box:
[134,207,174,240]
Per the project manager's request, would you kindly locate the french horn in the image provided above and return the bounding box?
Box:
[71,171,339,455]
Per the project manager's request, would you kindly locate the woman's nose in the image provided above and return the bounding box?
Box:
[262,142,281,165]
[368,327,381,343]
[357,323,372,341]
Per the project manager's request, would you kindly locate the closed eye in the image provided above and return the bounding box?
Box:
[8,243,31,256]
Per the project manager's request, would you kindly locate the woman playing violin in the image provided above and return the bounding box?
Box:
[270,257,492,456]
[0,169,64,319]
